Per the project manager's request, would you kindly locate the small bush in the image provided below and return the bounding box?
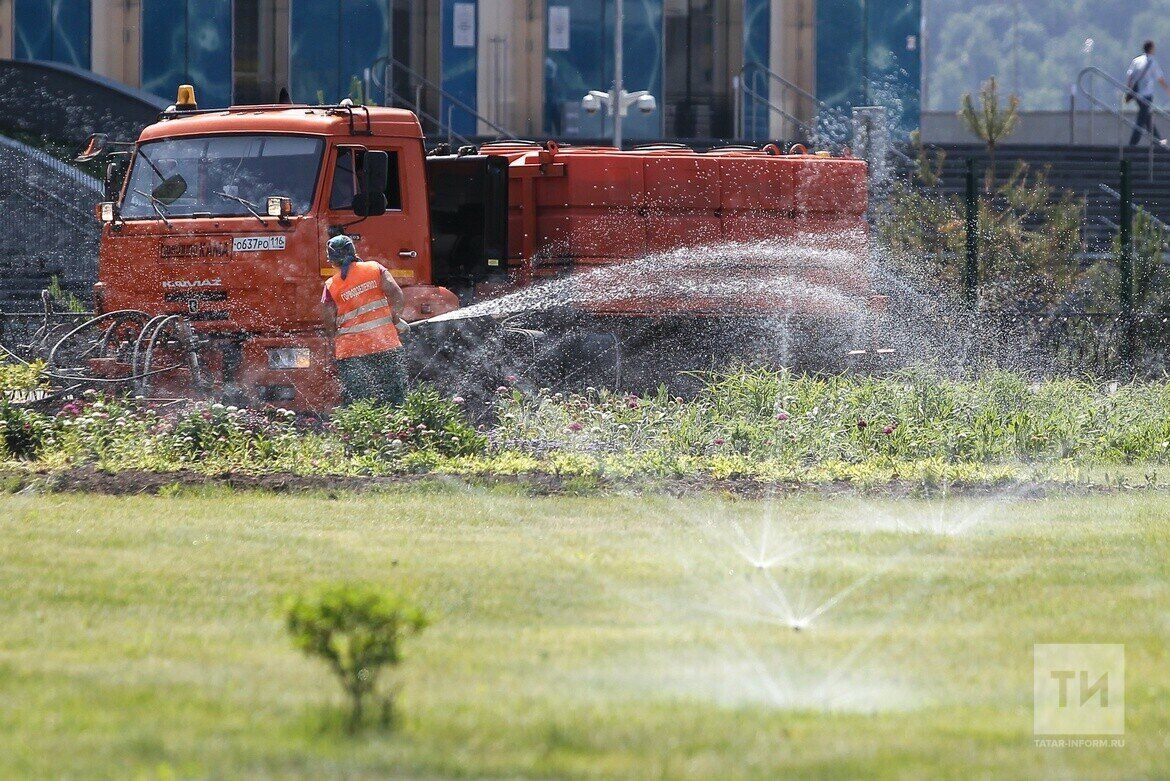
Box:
[331,387,486,460]
[284,583,428,731]
[0,402,50,460]
[161,403,298,461]
[0,360,47,394]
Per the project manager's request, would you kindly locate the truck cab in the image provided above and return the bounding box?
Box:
[94,97,476,408]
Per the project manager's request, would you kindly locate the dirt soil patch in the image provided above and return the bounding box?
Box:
[0,464,1112,500]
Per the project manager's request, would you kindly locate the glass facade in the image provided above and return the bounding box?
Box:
[289,0,392,105]
[9,0,924,139]
[440,0,478,137]
[816,0,921,133]
[545,0,663,139]
[141,0,233,108]
[741,0,771,139]
[14,0,91,68]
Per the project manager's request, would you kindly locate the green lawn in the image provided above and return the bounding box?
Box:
[0,487,1166,778]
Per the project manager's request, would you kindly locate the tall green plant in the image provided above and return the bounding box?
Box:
[876,160,1086,368]
[1129,208,1170,314]
[960,77,1020,192]
[909,130,947,188]
[46,277,87,314]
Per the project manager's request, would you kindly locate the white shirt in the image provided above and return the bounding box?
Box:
[1128,54,1164,98]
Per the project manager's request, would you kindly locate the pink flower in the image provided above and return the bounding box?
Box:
[58,401,84,417]
[452,395,465,404]
[567,422,584,432]
[713,438,725,445]
[496,386,509,393]
[882,426,894,435]
[505,374,518,383]
[776,411,789,421]
[857,418,868,430]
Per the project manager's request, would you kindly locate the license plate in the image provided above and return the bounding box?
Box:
[233,236,286,253]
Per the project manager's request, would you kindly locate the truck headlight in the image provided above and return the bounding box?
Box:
[267,347,311,369]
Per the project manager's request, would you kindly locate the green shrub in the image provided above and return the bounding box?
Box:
[0,360,47,394]
[161,403,298,463]
[330,386,486,460]
[23,368,1170,482]
[493,367,1170,472]
[52,394,156,467]
[284,584,428,731]
[0,402,50,460]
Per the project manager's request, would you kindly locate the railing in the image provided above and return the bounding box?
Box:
[734,62,824,143]
[1076,66,1170,181]
[0,135,102,195]
[0,134,100,306]
[367,56,515,146]
[1098,182,1170,232]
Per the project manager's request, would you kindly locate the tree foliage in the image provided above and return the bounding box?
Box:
[925,0,1170,111]
[960,77,1020,191]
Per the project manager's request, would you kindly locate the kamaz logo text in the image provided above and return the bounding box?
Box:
[162,278,223,290]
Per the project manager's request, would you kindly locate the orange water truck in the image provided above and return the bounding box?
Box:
[53,85,886,410]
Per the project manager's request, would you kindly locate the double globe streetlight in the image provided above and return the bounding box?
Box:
[579,0,658,148]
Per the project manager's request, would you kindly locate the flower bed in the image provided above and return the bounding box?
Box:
[5,368,1170,484]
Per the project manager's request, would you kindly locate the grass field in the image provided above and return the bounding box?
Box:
[0,486,1166,778]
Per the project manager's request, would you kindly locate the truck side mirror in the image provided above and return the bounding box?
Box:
[353,150,388,216]
[75,133,109,163]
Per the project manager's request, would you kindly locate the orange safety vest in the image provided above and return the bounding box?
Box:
[326,260,402,359]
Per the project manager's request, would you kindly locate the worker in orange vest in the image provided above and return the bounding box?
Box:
[321,234,409,404]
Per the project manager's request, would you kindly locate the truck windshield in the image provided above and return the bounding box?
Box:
[119,135,324,219]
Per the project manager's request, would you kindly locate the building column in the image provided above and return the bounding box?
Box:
[269,0,290,99]
[91,0,142,87]
[0,0,13,59]
[476,0,541,136]
[771,0,814,135]
[237,0,289,103]
[477,0,504,134]
[768,0,783,135]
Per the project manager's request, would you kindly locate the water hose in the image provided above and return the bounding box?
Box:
[48,310,150,368]
[138,315,182,394]
[42,310,183,388]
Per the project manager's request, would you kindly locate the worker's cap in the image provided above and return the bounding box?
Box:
[327,234,357,262]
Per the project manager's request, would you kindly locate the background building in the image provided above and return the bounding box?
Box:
[0,0,924,142]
